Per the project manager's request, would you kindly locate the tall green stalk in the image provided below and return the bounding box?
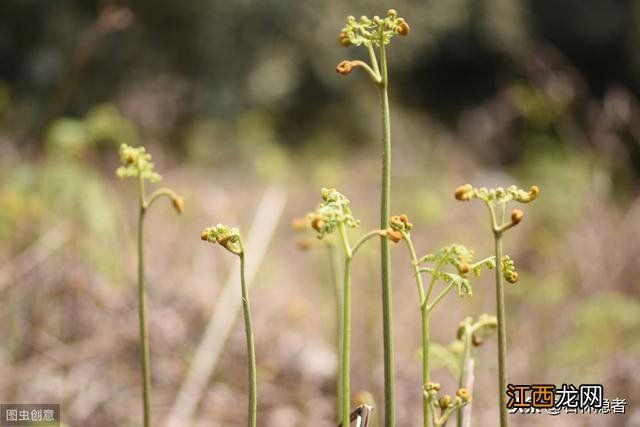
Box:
[201,225,257,427]
[240,250,257,427]
[377,43,396,427]
[454,183,539,427]
[327,243,344,422]
[305,188,385,426]
[116,143,183,427]
[494,232,508,426]
[138,201,151,427]
[337,223,382,426]
[336,13,410,424]
[341,250,352,425]
[403,233,429,427]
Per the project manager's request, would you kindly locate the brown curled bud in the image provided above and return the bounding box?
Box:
[171,195,184,215]
[439,395,452,409]
[398,20,410,36]
[458,262,470,275]
[456,388,472,402]
[291,218,307,231]
[517,185,540,203]
[399,214,412,229]
[389,213,413,232]
[511,209,523,225]
[311,216,325,232]
[125,152,137,164]
[506,272,519,284]
[386,229,403,243]
[530,185,540,198]
[338,31,351,47]
[200,231,209,241]
[336,60,353,75]
[454,184,473,201]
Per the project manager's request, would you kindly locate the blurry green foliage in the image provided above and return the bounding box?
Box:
[511,271,572,307]
[45,103,138,156]
[423,341,464,379]
[236,111,290,181]
[2,156,121,279]
[516,147,592,233]
[511,81,568,131]
[0,185,44,242]
[554,292,640,375]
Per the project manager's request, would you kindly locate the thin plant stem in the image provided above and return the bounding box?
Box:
[378,42,396,427]
[426,282,456,313]
[334,228,382,423]
[494,231,508,427]
[425,260,445,304]
[239,249,257,427]
[402,235,429,427]
[457,325,473,427]
[327,243,343,422]
[422,312,430,427]
[337,223,353,426]
[137,175,151,427]
[341,254,352,426]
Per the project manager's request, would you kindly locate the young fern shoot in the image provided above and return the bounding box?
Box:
[391,214,496,427]
[337,11,409,425]
[455,184,540,426]
[116,143,183,427]
[306,188,395,426]
[201,224,257,427]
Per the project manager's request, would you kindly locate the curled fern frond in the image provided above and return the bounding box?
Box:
[116,143,161,183]
[307,188,360,239]
[339,10,409,48]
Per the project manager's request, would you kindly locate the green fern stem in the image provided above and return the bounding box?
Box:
[494,231,508,427]
[239,250,257,427]
[137,176,152,427]
[378,42,396,427]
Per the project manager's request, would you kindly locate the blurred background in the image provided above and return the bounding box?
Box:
[1,0,639,426]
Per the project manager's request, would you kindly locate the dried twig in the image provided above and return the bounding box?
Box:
[337,405,374,427]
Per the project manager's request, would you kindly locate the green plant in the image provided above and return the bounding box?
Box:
[337,11,409,426]
[201,224,257,427]
[390,214,499,427]
[455,314,497,427]
[306,188,396,426]
[116,143,183,427]
[455,184,539,426]
[423,384,472,427]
